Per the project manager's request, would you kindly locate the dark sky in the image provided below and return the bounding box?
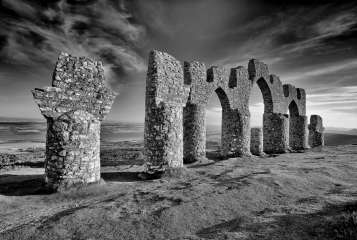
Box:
[0,0,356,128]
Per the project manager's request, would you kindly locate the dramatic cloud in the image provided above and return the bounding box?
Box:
[0,0,146,85]
[0,0,356,127]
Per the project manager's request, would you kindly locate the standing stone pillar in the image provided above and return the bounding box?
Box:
[32,52,116,191]
[144,50,189,174]
[222,109,251,157]
[263,113,289,153]
[183,103,206,163]
[251,127,263,156]
[289,115,309,150]
[308,115,325,147]
[45,111,101,189]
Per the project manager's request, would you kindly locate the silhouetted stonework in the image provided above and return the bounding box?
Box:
[250,128,263,156]
[309,115,325,147]
[143,50,320,174]
[32,52,116,191]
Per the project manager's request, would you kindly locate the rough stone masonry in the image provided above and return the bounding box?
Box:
[32,52,116,191]
[309,115,325,147]
[144,50,322,174]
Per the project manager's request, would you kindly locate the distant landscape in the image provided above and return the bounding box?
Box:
[0,118,356,153]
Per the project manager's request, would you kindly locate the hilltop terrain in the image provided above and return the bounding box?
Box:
[0,144,357,240]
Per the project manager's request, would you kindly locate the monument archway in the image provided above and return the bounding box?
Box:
[283,85,309,150]
[184,86,232,163]
[249,76,273,155]
[144,50,309,174]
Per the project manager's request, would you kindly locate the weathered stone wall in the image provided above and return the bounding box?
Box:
[248,60,291,153]
[183,62,251,159]
[183,103,206,163]
[250,127,263,156]
[32,52,116,191]
[221,108,251,157]
[283,84,308,150]
[263,113,289,153]
[144,50,312,172]
[309,115,325,147]
[289,115,309,150]
[45,111,100,190]
[283,85,306,116]
[144,50,189,174]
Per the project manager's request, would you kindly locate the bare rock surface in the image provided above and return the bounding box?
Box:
[1,145,357,240]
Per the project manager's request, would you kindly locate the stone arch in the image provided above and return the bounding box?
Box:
[288,100,300,116]
[256,77,273,113]
[248,59,289,154]
[215,86,231,111]
[144,51,311,173]
[183,62,251,162]
[183,85,232,163]
[144,50,190,172]
[287,99,308,150]
[282,84,306,116]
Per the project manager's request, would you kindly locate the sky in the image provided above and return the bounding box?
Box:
[0,0,356,128]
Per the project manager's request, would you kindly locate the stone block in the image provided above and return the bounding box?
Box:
[308,115,325,147]
[263,113,289,153]
[251,127,263,156]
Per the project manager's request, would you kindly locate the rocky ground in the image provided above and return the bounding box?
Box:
[0,144,357,240]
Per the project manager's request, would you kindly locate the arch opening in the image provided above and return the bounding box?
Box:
[288,100,299,117]
[288,99,308,150]
[205,87,230,157]
[256,77,273,113]
[249,77,274,155]
[249,84,264,128]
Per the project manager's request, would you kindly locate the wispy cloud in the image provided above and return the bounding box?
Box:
[284,59,357,82]
[0,0,147,86]
[0,0,356,126]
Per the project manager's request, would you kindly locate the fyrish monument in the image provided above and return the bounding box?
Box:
[144,50,324,175]
[32,51,324,191]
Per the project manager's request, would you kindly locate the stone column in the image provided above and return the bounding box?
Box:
[289,115,309,150]
[251,127,263,156]
[183,103,206,163]
[308,115,325,147]
[144,102,184,172]
[32,52,116,191]
[144,50,189,174]
[263,113,289,153]
[222,109,251,157]
[45,111,100,190]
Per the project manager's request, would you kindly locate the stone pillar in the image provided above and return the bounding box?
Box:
[263,113,289,154]
[144,50,189,174]
[289,115,309,150]
[45,111,101,190]
[308,115,325,147]
[251,127,263,156]
[221,109,251,157]
[144,102,184,172]
[183,103,206,163]
[32,52,116,191]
